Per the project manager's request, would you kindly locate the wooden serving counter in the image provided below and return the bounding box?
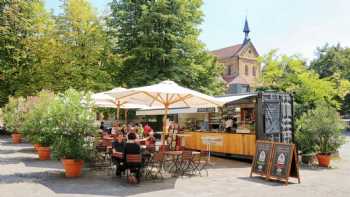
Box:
[184,131,256,157]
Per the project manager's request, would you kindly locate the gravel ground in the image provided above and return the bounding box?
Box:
[1,134,350,197]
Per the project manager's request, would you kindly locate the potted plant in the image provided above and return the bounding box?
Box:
[297,102,346,167]
[2,97,26,144]
[22,91,55,160]
[48,89,97,177]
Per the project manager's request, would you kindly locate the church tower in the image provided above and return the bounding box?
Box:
[210,17,260,94]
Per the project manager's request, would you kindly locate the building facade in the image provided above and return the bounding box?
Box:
[211,18,260,94]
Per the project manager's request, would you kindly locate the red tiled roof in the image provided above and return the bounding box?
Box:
[228,75,250,85]
[210,44,242,59]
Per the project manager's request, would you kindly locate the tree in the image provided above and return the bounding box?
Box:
[0,0,41,106]
[310,44,350,114]
[108,0,224,95]
[260,50,350,117]
[51,0,113,92]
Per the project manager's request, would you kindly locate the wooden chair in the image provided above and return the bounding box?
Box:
[192,150,209,176]
[147,152,165,180]
[179,151,196,176]
[125,154,142,183]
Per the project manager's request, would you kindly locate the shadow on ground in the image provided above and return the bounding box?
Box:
[238,176,298,186]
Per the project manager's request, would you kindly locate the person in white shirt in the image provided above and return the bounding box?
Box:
[225,117,233,132]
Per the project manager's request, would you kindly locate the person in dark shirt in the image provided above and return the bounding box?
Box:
[112,132,125,176]
[124,132,141,183]
[100,121,105,130]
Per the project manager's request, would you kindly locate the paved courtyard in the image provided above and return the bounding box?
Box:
[0,134,350,197]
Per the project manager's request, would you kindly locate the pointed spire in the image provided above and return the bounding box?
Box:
[243,17,250,43]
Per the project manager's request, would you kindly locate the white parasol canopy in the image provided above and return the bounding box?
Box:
[105,80,224,142]
[92,90,147,123]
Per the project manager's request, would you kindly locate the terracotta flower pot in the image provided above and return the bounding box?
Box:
[11,133,22,144]
[62,159,84,177]
[33,144,41,152]
[37,147,51,160]
[317,153,331,167]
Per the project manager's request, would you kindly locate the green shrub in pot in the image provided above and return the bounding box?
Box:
[47,89,97,176]
[22,91,55,147]
[296,102,346,166]
[3,97,27,143]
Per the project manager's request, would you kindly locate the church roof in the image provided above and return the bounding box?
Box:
[228,75,250,85]
[210,44,242,59]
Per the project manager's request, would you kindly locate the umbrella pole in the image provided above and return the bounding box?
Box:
[116,101,120,121]
[125,109,128,126]
[162,104,169,145]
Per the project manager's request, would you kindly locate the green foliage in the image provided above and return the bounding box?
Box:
[2,96,27,133]
[260,50,350,117]
[296,102,346,154]
[0,0,119,107]
[48,89,97,160]
[21,90,55,146]
[108,0,224,95]
[310,44,350,114]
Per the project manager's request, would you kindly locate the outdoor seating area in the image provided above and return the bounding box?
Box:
[92,132,210,184]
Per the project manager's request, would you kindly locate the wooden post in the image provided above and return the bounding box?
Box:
[116,100,120,121]
[125,109,128,126]
[162,104,169,145]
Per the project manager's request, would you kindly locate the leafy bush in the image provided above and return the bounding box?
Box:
[21,91,55,146]
[296,102,346,154]
[2,97,27,133]
[48,89,97,160]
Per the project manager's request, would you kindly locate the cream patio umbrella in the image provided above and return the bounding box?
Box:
[105,80,225,143]
[92,91,147,123]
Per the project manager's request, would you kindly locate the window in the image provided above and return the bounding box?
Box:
[253,66,256,76]
[227,65,231,75]
[245,65,249,76]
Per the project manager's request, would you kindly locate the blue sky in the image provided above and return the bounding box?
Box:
[45,0,350,61]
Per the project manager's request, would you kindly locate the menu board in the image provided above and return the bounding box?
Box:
[250,141,273,176]
[250,142,300,185]
[264,102,281,134]
[270,143,293,178]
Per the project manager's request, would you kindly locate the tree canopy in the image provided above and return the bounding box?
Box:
[108,0,224,95]
[259,50,350,116]
[310,44,350,114]
[0,0,224,107]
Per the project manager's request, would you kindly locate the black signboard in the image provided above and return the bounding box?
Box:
[250,141,273,177]
[250,141,300,185]
[270,143,293,178]
[264,102,281,134]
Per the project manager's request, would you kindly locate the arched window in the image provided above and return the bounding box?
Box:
[245,65,249,76]
[253,66,256,76]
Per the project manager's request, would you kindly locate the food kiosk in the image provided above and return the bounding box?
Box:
[136,92,294,159]
[183,92,294,158]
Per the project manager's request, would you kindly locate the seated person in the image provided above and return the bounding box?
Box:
[126,127,139,141]
[112,132,125,176]
[124,132,141,183]
[143,123,153,137]
[111,121,120,135]
[145,131,156,146]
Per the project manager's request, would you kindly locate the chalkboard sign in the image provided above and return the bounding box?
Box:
[250,141,273,177]
[270,143,292,178]
[250,141,300,185]
[269,143,300,184]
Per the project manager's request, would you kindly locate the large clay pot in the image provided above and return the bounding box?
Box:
[37,147,51,160]
[62,159,84,177]
[11,133,22,144]
[33,144,41,152]
[317,153,331,167]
